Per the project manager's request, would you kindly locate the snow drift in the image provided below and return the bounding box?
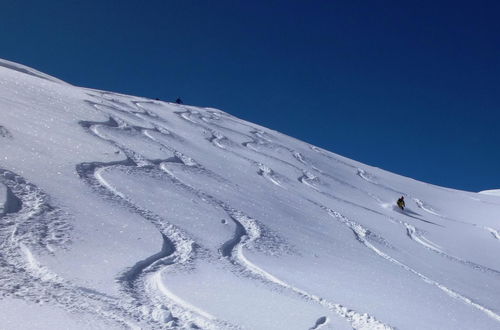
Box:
[0,59,499,330]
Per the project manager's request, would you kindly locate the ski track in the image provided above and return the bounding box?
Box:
[173,105,499,330]
[164,108,394,330]
[174,107,388,213]
[77,101,238,329]
[302,168,500,321]
[0,168,146,329]
[404,223,500,275]
[318,204,500,323]
[316,175,500,278]
[174,109,299,170]
[173,108,298,190]
[358,172,499,251]
[414,197,500,243]
[173,104,500,326]
[219,123,389,211]
[175,107,393,220]
[5,91,495,328]
[295,166,496,282]
[257,163,282,187]
[413,198,440,216]
[485,227,500,241]
[356,169,405,195]
[157,163,393,330]
[116,233,175,294]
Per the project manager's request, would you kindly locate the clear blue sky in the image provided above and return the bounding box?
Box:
[2,1,499,192]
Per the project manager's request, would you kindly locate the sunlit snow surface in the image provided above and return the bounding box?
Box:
[480,189,500,197]
[1,60,500,330]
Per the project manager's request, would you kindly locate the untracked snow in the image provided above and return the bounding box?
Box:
[480,189,500,197]
[1,59,500,329]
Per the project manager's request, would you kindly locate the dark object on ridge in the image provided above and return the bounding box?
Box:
[397,196,405,210]
[175,97,183,104]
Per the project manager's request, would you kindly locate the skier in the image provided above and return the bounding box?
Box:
[175,97,183,104]
[397,196,405,210]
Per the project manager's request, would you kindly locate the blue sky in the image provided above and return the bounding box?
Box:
[1,1,499,192]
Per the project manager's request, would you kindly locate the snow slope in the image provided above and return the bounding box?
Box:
[1,59,499,330]
[480,189,500,197]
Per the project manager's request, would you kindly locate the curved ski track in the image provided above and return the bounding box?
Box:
[0,169,150,329]
[155,164,393,330]
[5,91,494,329]
[163,106,394,329]
[78,98,238,329]
[172,107,500,325]
[74,96,394,329]
[316,204,500,323]
[300,166,500,322]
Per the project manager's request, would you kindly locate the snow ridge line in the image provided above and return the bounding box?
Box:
[77,113,232,329]
[321,205,500,323]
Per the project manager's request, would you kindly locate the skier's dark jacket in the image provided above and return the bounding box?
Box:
[397,197,405,209]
